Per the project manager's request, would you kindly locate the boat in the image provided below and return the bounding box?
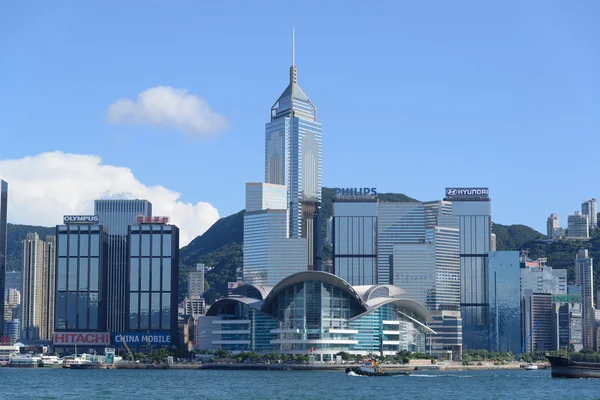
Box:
[346,359,411,377]
[70,362,109,369]
[524,363,538,370]
[39,355,63,367]
[63,354,90,369]
[547,355,600,379]
[8,354,41,368]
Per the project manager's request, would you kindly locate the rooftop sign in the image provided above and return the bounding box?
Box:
[136,216,170,224]
[63,215,99,224]
[552,294,581,304]
[333,188,377,199]
[445,188,489,200]
[53,332,110,345]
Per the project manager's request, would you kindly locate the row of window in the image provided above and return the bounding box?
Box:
[55,292,99,330]
[129,257,171,292]
[130,233,172,257]
[129,292,170,330]
[57,258,100,291]
[58,233,101,257]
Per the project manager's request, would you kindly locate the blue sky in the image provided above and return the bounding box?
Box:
[1,0,599,236]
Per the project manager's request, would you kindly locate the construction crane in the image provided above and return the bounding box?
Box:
[514,321,540,362]
[119,334,135,362]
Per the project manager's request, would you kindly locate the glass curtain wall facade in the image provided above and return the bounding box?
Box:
[265,62,322,270]
[0,180,7,333]
[95,200,152,333]
[21,233,46,340]
[127,224,179,344]
[332,200,378,285]
[488,251,521,354]
[55,224,109,333]
[451,200,492,350]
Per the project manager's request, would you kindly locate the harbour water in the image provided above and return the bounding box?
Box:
[1,368,600,399]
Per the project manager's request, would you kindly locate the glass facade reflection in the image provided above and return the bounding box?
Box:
[0,180,7,334]
[55,224,108,332]
[206,272,431,359]
[488,251,521,354]
[127,223,179,345]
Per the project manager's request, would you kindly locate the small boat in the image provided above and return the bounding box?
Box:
[346,359,410,377]
[547,355,600,379]
[524,363,538,370]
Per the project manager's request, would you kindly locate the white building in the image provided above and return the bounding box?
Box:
[520,261,567,294]
[575,249,594,350]
[567,211,589,239]
[582,199,597,230]
[243,183,308,286]
[547,214,560,239]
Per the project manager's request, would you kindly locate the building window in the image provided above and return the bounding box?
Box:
[161,292,170,330]
[68,258,78,291]
[90,233,99,257]
[79,258,88,290]
[69,233,79,256]
[78,293,88,329]
[162,259,171,291]
[131,234,139,257]
[57,259,67,291]
[130,293,139,329]
[162,233,172,257]
[151,293,160,329]
[89,293,98,330]
[130,258,139,291]
[151,259,161,291]
[90,258,99,291]
[68,293,77,329]
[141,234,150,256]
[152,234,161,257]
[80,234,89,257]
[140,293,149,329]
[141,259,150,291]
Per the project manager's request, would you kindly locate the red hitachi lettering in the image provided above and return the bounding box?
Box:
[54,333,65,343]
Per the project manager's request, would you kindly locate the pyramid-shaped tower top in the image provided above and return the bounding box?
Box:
[271,28,317,122]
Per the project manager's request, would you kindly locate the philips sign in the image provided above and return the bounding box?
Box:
[445,188,489,200]
[63,215,99,224]
[333,188,377,197]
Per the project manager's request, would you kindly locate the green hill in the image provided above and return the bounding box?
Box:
[492,223,545,251]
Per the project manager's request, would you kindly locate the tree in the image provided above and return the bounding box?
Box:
[214,348,231,359]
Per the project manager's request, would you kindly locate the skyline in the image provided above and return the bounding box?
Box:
[1,1,600,243]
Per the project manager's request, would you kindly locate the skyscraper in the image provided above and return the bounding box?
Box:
[94,199,152,333]
[188,264,205,299]
[581,199,597,230]
[567,211,589,239]
[264,31,322,270]
[444,188,492,351]
[0,180,7,334]
[575,249,594,350]
[21,233,46,340]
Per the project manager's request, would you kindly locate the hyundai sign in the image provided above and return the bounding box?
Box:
[114,332,172,347]
[445,188,489,200]
[63,215,99,224]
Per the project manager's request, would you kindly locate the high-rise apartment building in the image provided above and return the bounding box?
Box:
[444,188,492,351]
[54,218,110,353]
[488,251,521,354]
[575,249,594,350]
[547,214,560,239]
[264,36,322,270]
[567,211,589,239]
[582,199,597,230]
[188,264,205,299]
[127,221,179,347]
[94,199,152,333]
[243,183,308,286]
[21,233,55,340]
[0,180,7,334]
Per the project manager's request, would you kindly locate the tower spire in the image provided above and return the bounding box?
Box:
[290,27,297,84]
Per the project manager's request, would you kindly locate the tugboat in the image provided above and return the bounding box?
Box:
[547,355,600,378]
[346,359,411,377]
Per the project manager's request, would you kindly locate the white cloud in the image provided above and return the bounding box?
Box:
[107,86,228,137]
[0,152,219,246]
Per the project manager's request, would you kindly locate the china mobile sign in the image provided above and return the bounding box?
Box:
[445,188,489,200]
[114,332,172,346]
[53,332,110,345]
[137,215,170,224]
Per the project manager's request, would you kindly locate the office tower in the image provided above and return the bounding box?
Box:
[243,183,308,286]
[21,233,50,340]
[567,211,589,239]
[41,236,56,340]
[3,319,19,344]
[94,199,152,333]
[332,199,378,285]
[582,199,597,230]
[55,220,109,339]
[188,264,205,299]
[552,286,583,352]
[127,221,179,346]
[522,291,553,352]
[264,33,322,270]
[325,217,333,246]
[182,297,205,317]
[4,288,20,321]
[547,214,560,239]
[377,202,426,284]
[575,249,594,349]
[520,260,567,294]
[0,180,7,335]
[488,251,521,354]
[445,188,492,350]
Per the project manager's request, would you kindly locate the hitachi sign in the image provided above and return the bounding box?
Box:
[63,215,99,224]
[53,332,110,345]
[334,188,377,197]
[445,188,489,199]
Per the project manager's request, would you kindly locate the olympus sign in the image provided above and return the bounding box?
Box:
[63,215,99,224]
[445,188,489,199]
